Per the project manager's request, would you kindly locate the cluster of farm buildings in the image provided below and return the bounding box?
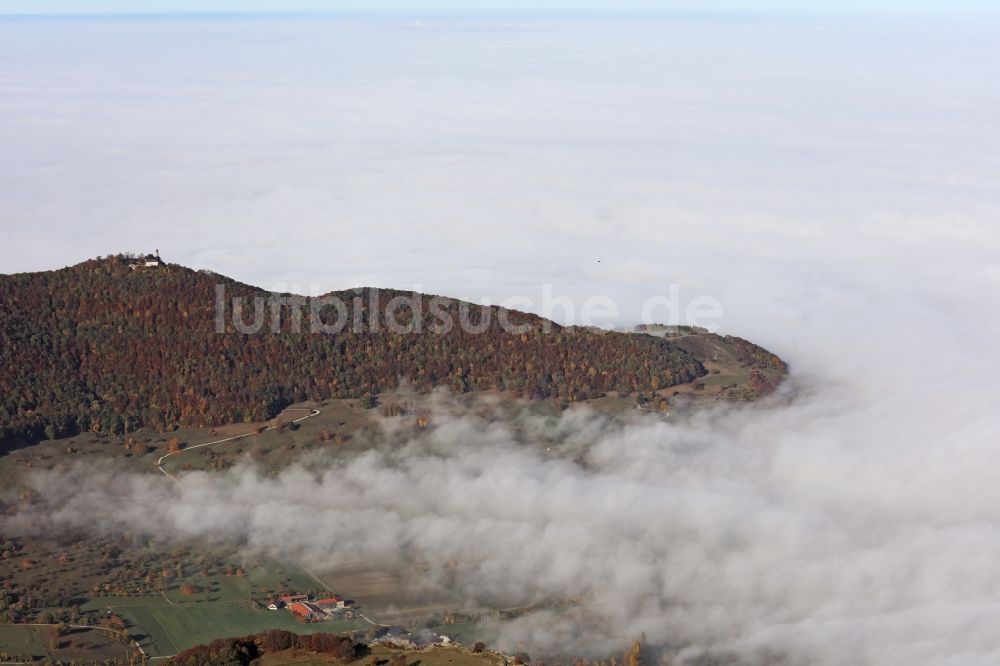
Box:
[267,593,351,621]
[266,593,456,649]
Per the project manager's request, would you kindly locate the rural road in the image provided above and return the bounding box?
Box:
[155,407,320,480]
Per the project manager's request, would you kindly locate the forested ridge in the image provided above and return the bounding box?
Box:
[0,255,781,448]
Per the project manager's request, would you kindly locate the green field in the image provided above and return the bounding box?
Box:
[163,571,253,604]
[157,603,365,653]
[82,594,172,611]
[0,624,131,663]
[245,563,325,596]
[80,593,367,657]
[0,606,367,661]
[158,398,378,478]
[14,557,366,658]
[0,625,48,660]
[122,602,178,655]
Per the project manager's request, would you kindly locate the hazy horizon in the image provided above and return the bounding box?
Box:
[2,8,1000,663]
[3,0,999,16]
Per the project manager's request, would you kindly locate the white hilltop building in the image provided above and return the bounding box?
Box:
[129,250,163,269]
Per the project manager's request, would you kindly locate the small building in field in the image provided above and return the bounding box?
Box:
[315,595,347,610]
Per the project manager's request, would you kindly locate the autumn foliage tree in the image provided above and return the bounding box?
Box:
[626,640,643,666]
[0,255,788,450]
[171,630,365,665]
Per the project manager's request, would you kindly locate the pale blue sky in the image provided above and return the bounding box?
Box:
[0,0,997,14]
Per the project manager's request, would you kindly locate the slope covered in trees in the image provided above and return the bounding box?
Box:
[0,256,782,448]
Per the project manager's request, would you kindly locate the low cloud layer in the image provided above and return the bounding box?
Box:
[13,366,1000,665]
[3,11,1000,666]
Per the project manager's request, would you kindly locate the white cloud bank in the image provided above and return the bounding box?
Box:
[13,381,1000,665]
[2,11,1000,665]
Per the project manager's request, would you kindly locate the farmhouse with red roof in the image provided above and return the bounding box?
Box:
[315,595,348,610]
[288,601,325,621]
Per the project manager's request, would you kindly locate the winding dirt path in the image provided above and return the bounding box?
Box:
[155,408,320,481]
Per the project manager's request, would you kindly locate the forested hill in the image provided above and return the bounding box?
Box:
[0,255,782,448]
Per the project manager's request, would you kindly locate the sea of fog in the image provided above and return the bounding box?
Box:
[2,11,1000,665]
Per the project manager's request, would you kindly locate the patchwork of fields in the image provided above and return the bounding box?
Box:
[77,568,368,658]
[114,597,366,657]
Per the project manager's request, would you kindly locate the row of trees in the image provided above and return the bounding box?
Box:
[169,629,367,666]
